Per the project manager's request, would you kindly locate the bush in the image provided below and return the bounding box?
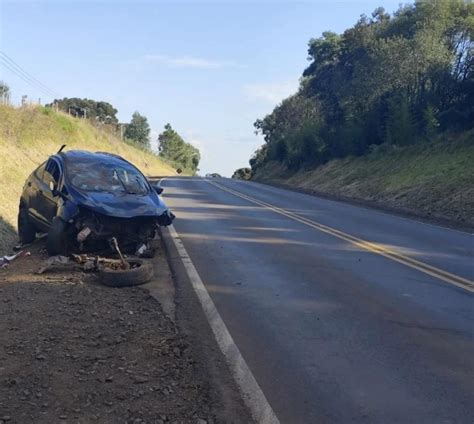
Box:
[232,167,252,180]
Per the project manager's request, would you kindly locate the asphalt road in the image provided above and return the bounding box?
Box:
[161,176,474,424]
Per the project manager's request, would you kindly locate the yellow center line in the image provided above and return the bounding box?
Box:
[206,179,474,293]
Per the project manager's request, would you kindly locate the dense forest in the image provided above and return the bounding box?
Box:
[251,1,473,173]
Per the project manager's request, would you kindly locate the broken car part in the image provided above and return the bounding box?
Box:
[110,237,129,270]
[135,243,147,256]
[76,226,92,243]
[97,259,154,287]
[37,255,71,274]
[0,250,31,269]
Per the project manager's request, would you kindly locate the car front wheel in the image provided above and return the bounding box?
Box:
[18,206,36,244]
[46,217,69,256]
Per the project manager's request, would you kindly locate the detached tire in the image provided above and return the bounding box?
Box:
[18,207,36,244]
[98,260,153,287]
[47,217,69,256]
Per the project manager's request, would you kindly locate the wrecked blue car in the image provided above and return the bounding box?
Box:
[18,149,174,255]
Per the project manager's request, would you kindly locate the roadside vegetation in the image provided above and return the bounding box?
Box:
[254,134,474,227]
[252,1,473,170]
[232,167,252,180]
[158,123,200,174]
[0,80,11,104]
[248,1,473,226]
[0,104,176,254]
[124,111,151,148]
[48,97,200,170]
[46,97,119,123]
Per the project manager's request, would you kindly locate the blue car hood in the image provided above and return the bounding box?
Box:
[72,189,169,218]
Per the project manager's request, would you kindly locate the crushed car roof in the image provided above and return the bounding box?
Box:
[50,150,171,219]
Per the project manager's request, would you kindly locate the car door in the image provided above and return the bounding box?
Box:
[35,158,62,225]
[24,162,48,228]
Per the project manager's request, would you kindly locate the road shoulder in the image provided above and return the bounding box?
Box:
[159,227,254,423]
[0,237,251,423]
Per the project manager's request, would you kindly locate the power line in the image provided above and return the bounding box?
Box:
[0,51,61,99]
[0,57,58,99]
[0,52,53,94]
[0,51,60,98]
[0,58,53,98]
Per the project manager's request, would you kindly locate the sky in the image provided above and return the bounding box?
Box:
[0,0,403,176]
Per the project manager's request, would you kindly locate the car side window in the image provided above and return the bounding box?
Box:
[43,159,61,186]
[34,162,47,180]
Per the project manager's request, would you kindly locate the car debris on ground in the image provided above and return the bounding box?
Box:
[36,251,154,287]
[32,234,155,287]
[36,255,71,274]
[0,250,31,269]
[110,237,129,270]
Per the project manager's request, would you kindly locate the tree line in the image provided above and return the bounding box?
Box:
[251,1,473,173]
[45,98,200,174]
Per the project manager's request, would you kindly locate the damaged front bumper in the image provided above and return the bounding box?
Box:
[68,207,175,252]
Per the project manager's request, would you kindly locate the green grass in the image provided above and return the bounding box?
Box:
[0,105,176,255]
[254,134,474,227]
[54,113,76,133]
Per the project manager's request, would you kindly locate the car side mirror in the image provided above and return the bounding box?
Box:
[49,181,59,197]
[155,185,164,195]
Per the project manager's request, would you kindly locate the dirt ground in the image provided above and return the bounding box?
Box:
[0,240,250,424]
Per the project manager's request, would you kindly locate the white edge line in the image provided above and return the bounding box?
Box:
[168,224,280,424]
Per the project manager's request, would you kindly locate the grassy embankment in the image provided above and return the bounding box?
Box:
[253,134,474,229]
[0,105,176,255]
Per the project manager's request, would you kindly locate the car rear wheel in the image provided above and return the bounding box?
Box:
[18,207,36,244]
[47,217,69,256]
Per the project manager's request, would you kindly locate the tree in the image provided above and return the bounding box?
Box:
[249,145,268,173]
[0,81,10,105]
[47,98,119,123]
[254,94,323,166]
[158,124,185,158]
[385,94,415,146]
[251,1,474,172]
[158,123,200,174]
[423,105,440,141]
[232,168,252,180]
[124,112,151,148]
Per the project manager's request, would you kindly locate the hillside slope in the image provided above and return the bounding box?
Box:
[0,105,175,254]
[253,136,474,229]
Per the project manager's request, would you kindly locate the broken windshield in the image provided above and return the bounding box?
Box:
[67,161,149,195]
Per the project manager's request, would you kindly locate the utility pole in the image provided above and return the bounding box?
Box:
[120,124,124,140]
